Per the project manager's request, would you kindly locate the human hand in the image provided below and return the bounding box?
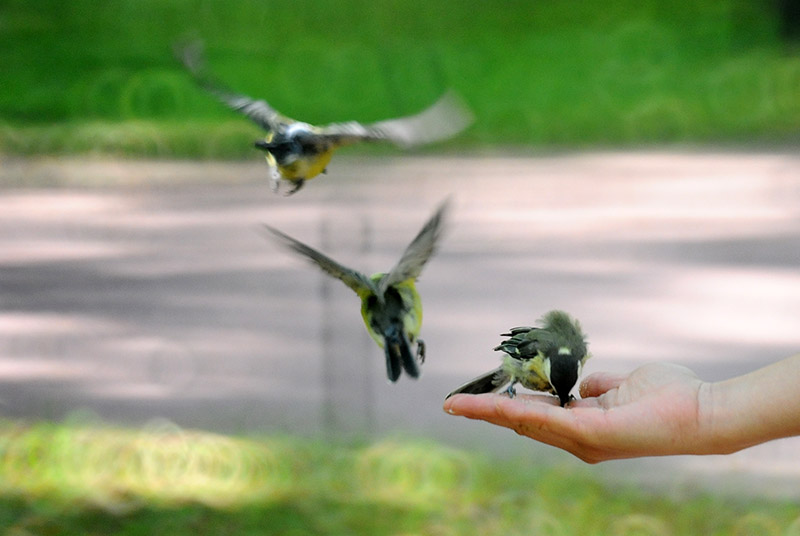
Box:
[443,363,713,463]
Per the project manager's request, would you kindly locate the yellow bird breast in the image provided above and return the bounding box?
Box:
[277,149,335,181]
[502,352,552,393]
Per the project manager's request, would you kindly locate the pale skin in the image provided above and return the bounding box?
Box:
[443,355,800,463]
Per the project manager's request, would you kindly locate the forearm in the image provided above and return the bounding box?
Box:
[703,354,800,454]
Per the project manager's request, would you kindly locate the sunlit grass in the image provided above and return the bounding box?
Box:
[0,419,302,509]
[0,419,798,535]
[1,0,799,157]
[0,120,260,158]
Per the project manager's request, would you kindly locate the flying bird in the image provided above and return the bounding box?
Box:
[262,200,449,382]
[177,41,472,195]
[446,310,589,407]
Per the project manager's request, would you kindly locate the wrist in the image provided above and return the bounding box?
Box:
[698,379,747,455]
[700,362,800,455]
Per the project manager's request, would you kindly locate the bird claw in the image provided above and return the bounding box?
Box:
[283,179,305,196]
[504,383,517,399]
[416,339,426,365]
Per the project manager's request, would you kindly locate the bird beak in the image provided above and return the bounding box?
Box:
[254,140,273,152]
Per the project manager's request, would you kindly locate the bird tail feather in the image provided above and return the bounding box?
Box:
[384,343,402,383]
[384,326,419,382]
[445,367,510,399]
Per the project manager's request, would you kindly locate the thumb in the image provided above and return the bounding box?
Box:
[579,371,627,398]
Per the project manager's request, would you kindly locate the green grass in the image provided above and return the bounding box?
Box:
[1,0,799,157]
[0,419,798,535]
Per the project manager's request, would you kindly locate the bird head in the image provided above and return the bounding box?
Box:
[538,310,588,406]
[254,123,315,163]
[254,137,300,164]
[546,347,583,407]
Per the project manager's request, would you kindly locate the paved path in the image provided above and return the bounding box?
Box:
[2,152,800,496]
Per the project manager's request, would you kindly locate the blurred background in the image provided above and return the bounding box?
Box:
[2,0,800,534]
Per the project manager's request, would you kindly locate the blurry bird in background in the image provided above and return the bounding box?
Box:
[446,310,589,407]
[177,41,473,195]
[261,200,449,382]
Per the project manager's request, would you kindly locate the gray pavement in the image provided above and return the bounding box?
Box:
[2,152,800,496]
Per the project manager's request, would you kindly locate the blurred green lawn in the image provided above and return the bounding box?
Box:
[1,419,798,535]
[1,0,799,157]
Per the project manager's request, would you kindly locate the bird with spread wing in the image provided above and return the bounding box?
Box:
[262,200,449,382]
[177,42,472,195]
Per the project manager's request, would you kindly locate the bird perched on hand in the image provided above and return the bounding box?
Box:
[177,41,473,195]
[261,200,449,382]
[446,310,589,406]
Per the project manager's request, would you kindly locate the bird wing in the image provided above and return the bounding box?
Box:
[378,199,450,296]
[494,327,554,360]
[209,92,293,133]
[261,224,376,296]
[314,90,473,148]
[176,40,295,132]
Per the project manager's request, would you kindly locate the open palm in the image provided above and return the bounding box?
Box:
[444,363,710,463]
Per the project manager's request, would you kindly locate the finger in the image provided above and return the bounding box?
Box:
[445,394,620,463]
[443,393,556,428]
[443,393,516,430]
[444,392,555,416]
[568,396,605,409]
[579,371,627,398]
[445,393,605,445]
[444,393,497,416]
